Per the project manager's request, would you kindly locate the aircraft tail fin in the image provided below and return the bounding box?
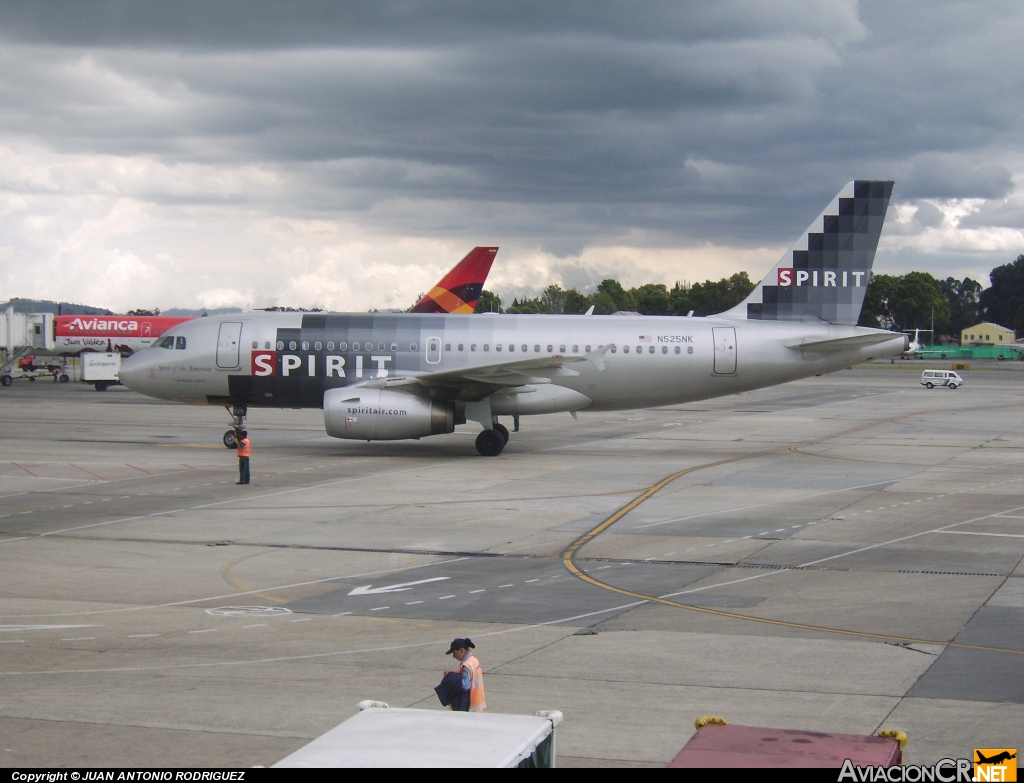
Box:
[723,181,893,325]
[410,247,498,313]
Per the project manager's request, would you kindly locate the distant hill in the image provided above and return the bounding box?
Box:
[0,298,114,315]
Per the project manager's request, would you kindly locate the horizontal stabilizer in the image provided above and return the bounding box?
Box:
[786,332,905,354]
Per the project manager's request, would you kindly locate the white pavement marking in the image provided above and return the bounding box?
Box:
[188,629,217,634]
[0,624,97,633]
[936,531,1024,539]
[60,637,94,641]
[0,557,469,619]
[0,600,647,676]
[659,504,1024,598]
[347,576,449,596]
[127,634,158,638]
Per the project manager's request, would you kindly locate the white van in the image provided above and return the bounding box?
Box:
[921,369,962,389]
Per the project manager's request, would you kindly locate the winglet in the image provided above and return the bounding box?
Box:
[410,247,498,313]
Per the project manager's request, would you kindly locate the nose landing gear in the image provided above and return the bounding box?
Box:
[224,404,247,449]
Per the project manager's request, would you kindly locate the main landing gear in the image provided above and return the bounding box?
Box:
[475,419,511,457]
[223,404,247,449]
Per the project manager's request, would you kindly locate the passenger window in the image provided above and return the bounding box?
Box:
[264,341,271,349]
[675,346,681,354]
[649,346,655,354]
[572,345,578,353]
[327,342,335,350]
[301,341,309,350]
[378,342,385,351]
[610,346,617,353]
[521,345,527,352]
[547,344,553,352]
[277,341,284,350]
[534,345,540,352]
[409,343,417,351]
[353,342,360,351]
[314,341,322,351]
[470,344,476,351]
[507,345,513,352]
[483,344,490,352]
[585,345,591,353]
[340,342,348,351]
[445,343,452,351]
[176,336,187,350]
[289,341,297,350]
[391,342,398,351]
[559,345,565,353]
[252,341,258,349]
[662,346,667,354]
[495,344,502,352]
[623,346,630,354]
[458,344,464,351]
[159,336,175,349]
[635,346,641,353]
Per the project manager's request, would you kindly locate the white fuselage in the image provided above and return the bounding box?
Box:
[118,311,906,412]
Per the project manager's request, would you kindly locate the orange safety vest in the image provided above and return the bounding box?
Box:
[236,438,251,457]
[459,654,486,712]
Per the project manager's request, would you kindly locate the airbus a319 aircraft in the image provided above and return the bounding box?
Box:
[120,181,907,456]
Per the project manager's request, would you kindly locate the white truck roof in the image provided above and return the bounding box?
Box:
[274,705,559,768]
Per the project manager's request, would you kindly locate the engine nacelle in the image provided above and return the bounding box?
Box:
[324,387,454,440]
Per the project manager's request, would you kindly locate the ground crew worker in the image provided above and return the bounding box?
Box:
[235,430,251,485]
[446,637,485,712]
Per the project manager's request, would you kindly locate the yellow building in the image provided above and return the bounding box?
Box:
[961,322,1016,345]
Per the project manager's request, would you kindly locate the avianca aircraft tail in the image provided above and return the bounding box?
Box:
[410,247,498,314]
[725,181,893,325]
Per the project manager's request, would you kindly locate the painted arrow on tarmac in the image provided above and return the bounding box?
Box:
[347,577,450,596]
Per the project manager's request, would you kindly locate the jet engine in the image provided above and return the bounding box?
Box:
[323,387,454,441]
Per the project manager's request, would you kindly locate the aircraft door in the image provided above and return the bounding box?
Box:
[426,336,441,364]
[712,327,736,374]
[216,322,243,368]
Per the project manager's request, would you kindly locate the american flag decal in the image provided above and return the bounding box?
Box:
[639,335,651,342]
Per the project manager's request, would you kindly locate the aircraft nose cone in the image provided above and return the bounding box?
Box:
[118,353,147,391]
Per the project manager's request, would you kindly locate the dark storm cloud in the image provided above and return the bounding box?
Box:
[0,1,1020,251]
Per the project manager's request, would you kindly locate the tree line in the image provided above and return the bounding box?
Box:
[475,272,757,317]
[473,254,1024,339]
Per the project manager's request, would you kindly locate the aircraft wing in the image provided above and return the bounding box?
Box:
[787,333,904,354]
[362,353,597,392]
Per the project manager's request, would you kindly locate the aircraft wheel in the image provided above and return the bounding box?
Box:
[94,382,108,391]
[493,423,510,444]
[475,429,505,457]
[1,374,12,387]
[223,430,238,449]
[59,374,70,383]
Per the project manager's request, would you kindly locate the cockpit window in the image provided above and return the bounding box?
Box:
[158,336,175,349]
[175,336,187,350]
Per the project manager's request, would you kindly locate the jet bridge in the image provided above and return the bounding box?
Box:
[1,307,55,383]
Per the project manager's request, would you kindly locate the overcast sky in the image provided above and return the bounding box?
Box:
[0,1,1020,312]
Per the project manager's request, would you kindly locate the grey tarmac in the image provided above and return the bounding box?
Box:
[0,361,1021,767]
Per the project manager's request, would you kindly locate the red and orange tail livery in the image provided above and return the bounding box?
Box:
[410,247,498,314]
